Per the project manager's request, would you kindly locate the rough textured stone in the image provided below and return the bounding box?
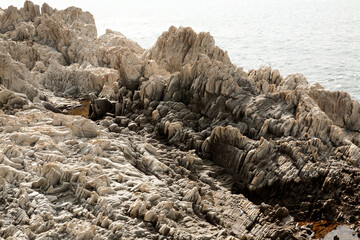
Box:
[1,1,360,240]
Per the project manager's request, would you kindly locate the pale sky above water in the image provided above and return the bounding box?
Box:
[2,0,360,100]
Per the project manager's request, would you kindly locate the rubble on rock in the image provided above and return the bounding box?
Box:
[1,1,360,239]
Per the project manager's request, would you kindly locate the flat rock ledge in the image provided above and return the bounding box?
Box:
[1,1,360,240]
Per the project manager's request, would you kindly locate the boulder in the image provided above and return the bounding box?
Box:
[0,88,28,109]
[70,119,98,138]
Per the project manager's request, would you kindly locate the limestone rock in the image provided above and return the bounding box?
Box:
[0,48,38,100]
[139,76,166,102]
[0,1,360,240]
[70,119,98,138]
[0,88,28,109]
[89,97,113,120]
[149,26,232,73]
[40,62,120,98]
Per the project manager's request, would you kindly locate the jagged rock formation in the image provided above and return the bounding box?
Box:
[1,1,360,239]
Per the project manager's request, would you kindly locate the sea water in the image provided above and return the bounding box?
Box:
[2,0,360,100]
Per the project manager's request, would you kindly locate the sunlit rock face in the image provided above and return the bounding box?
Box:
[1,1,360,239]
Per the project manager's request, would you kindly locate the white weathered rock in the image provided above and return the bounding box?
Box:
[149,26,232,73]
[70,119,98,138]
[139,75,166,102]
[1,2,360,240]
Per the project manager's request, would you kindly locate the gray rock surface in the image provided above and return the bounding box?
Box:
[1,1,360,239]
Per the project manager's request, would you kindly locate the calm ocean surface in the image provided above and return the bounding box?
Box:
[3,0,360,100]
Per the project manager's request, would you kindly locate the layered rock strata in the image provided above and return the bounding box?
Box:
[1,1,360,239]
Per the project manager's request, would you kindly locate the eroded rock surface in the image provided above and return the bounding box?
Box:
[1,1,360,239]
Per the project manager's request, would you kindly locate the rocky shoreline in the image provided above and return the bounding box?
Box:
[1,1,360,239]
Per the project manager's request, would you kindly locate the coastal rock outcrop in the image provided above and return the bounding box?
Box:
[1,1,360,239]
[149,26,232,73]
